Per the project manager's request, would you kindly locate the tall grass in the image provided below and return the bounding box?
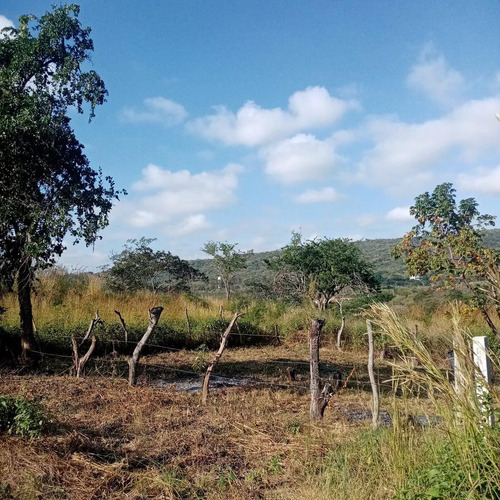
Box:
[371,302,500,499]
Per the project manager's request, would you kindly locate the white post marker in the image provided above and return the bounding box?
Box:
[472,336,494,426]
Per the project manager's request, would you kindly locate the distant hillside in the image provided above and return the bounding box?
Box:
[191,229,500,293]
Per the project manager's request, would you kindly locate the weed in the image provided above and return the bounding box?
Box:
[0,395,47,438]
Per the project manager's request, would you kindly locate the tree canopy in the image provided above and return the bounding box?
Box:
[202,241,252,300]
[104,238,206,293]
[393,182,500,338]
[270,232,379,310]
[0,5,122,356]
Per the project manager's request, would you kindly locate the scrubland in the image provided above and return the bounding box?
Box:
[0,271,499,499]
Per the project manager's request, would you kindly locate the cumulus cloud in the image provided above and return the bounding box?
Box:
[356,215,377,227]
[407,44,464,107]
[295,187,340,204]
[457,166,500,194]
[128,163,243,228]
[386,206,413,221]
[187,86,358,146]
[358,97,500,189]
[261,134,337,184]
[0,14,13,29]
[122,97,187,125]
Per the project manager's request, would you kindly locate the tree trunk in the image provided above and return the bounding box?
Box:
[479,306,499,341]
[17,258,38,360]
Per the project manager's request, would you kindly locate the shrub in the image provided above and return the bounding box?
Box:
[0,395,48,438]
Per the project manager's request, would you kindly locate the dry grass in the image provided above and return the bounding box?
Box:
[0,341,398,500]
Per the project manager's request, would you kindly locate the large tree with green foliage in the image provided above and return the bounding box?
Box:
[393,182,500,338]
[271,232,379,310]
[202,241,252,300]
[104,238,206,293]
[0,5,123,358]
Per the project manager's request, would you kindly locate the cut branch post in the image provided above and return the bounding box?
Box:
[114,310,129,344]
[72,311,102,378]
[128,307,164,386]
[185,308,191,338]
[336,315,346,351]
[367,319,379,429]
[201,312,242,404]
[309,318,333,421]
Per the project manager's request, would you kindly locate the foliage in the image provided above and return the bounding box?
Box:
[104,238,206,293]
[371,302,500,499]
[0,4,123,353]
[393,183,500,339]
[269,232,379,309]
[0,395,47,437]
[202,241,253,299]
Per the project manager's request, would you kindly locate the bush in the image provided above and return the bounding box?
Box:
[0,395,48,438]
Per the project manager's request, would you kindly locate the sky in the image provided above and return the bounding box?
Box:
[2,1,500,270]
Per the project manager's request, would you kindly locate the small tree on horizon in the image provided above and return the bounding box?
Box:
[269,232,379,310]
[202,241,253,300]
[104,238,206,294]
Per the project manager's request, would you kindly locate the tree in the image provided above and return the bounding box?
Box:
[393,182,500,339]
[202,241,253,300]
[0,5,123,358]
[104,238,206,293]
[271,232,379,310]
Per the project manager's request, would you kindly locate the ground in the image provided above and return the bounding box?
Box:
[0,343,433,500]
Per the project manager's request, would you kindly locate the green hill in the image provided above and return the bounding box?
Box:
[191,229,500,294]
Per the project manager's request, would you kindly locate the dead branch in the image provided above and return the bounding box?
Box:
[72,311,101,378]
[128,306,164,386]
[201,312,242,404]
[114,310,129,344]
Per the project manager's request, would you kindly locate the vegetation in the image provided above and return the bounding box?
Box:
[104,238,206,294]
[0,4,122,357]
[0,395,48,438]
[202,241,253,300]
[0,4,498,496]
[394,183,500,340]
[267,232,379,310]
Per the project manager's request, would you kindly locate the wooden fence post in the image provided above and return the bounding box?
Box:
[201,312,241,405]
[128,307,164,386]
[310,318,334,421]
[367,319,379,429]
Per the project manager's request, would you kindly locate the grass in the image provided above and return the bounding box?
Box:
[1,271,500,498]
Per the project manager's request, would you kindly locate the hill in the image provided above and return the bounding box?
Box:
[191,229,500,293]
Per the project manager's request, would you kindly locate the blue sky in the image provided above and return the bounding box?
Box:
[2,1,500,270]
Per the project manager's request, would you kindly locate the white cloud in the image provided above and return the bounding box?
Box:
[457,166,500,194]
[187,86,358,146]
[122,97,187,125]
[128,163,243,229]
[0,15,13,30]
[385,206,413,222]
[407,44,464,107]
[171,214,210,235]
[295,187,340,204]
[262,134,337,184]
[356,214,377,227]
[358,97,500,190]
